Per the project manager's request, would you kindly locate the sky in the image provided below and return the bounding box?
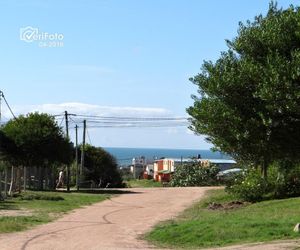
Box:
[0,0,297,149]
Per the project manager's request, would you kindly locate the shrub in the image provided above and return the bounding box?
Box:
[217,170,244,186]
[270,163,300,199]
[226,168,269,202]
[119,168,134,181]
[170,163,219,187]
[226,163,300,202]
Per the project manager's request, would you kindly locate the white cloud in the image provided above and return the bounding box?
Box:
[7,102,172,118]
[167,128,178,134]
[0,102,211,149]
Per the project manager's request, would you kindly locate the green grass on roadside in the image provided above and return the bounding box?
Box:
[126,179,162,188]
[0,191,109,233]
[146,189,300,249]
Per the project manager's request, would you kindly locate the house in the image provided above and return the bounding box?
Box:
[130,164,144,179]
[199,159,236,171]
[143,164,154,179]
[153,158,175,182]
[153,158,237,182]
[131,156,155,179]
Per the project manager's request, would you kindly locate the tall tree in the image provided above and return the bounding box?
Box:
[0,113,73,189]
[187,3,300,178]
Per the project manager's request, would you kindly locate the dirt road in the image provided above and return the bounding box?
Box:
[0,187,212,250]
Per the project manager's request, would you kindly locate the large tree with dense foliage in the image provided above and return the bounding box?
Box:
[0,113,73,190]
[187,3,300,178]
[1,112,73,167]
[80,145,123,188]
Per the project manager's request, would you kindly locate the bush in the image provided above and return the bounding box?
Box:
[226,163,300,202]
[226,169,269,202]
[170,163,219,187]
[217,170,244,186]
[270,163,300,199]
[119,168,134,181]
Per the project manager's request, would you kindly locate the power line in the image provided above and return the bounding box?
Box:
[85,124,187,128]
[69,123,188,129]
[52,113,65,117]
[74,114,188,121]
[53,113,188,126]
[0,91,16,119]
[63,112,189,129]
[68,116,78,125]
[74,119,187,123]
[86,127,92,145]
[58,116,65,127]
[0,92,188,126]
[64,120,188,125]
[54,114,188,124]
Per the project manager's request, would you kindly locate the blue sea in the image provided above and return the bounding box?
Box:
[104,147,231,166]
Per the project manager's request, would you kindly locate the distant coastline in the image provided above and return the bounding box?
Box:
[104,147,231,166]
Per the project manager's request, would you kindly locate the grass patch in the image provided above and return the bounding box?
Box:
[0,191,109,233]
[125,179,162,188]
[19,192,64,201]
[0,216,50,233]
[146,189,300,249]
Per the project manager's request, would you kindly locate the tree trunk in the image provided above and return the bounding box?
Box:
[17,167,21,193]
[34,167,38,190]
[28,167,32,190]
[50,168,56,190]
[45,167,50,190]
[261,159,268,180]
[38,167,44,190]
[65,164,70,192]
[0,170,3,200]
[23,166,27,191]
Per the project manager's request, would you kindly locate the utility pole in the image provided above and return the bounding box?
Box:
[63,111,76,192]
[75,125,79,191]
[64,111,69,138]
[80,120,86,182]
[0,91,2,199]
[64,111,70,192]
[0,90,2,126]
[0,91,8,198]
[0,91,5,199]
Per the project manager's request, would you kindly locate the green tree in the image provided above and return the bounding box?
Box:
[80,145,123,188]
[187,3,300,178]
[0,130,20,165]
[0,113,73,189]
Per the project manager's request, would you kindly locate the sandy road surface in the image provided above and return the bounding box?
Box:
[0,187,213,250]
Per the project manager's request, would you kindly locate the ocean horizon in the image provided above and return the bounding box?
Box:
[104,147,231,166]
